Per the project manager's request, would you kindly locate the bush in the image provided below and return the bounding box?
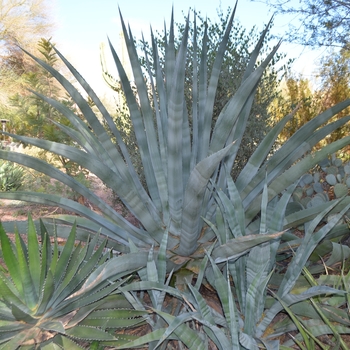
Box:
[0,159,25,191]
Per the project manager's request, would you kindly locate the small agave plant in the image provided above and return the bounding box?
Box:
[0,2,349,263]
[0,215,151,349]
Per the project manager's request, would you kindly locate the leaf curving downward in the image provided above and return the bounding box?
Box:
[212,231,284,263]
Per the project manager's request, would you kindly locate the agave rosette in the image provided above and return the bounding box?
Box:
[0,215,152,348]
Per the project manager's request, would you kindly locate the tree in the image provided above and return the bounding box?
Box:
[0,0,52,48]
[258,0,350,48]
[316,48,350,150]
[10,39,59,134]
[271,49,350,157]
[9,39,84,175]
[269,74,321,143]
[0,0,54,125]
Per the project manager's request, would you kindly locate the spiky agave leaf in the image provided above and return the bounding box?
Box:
[240,111,350,220]
[198,171,350,348]
[269,268,350,347]
[254,201,350,340]
[0,217,149,348]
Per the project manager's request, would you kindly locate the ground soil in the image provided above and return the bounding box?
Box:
[0,175,138,226]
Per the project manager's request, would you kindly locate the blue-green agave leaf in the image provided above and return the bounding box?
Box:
[257,286,346,338]
[179,143,234,256]
[278,200,350,298]
[212,231,284,263]
[198,3,237,160]
[245,135,350,222]
[152,309,206,350]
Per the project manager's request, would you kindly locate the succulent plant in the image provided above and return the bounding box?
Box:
[0,4,350,349]
[0,5,350,263]
[320,153,350,198]
[112,184,350,349]
[0,215,150,349]
[288,153,350,227]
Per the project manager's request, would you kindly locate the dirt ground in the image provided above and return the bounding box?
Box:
[0,201,70,222]
[0,175,137,225]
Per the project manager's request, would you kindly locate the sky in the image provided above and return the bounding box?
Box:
[52,0,325,96]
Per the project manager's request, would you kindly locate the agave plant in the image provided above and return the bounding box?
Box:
[0,4,350,262]
[93,184,350,349]
[0,215,151,349]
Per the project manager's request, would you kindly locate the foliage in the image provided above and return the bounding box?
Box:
[258,0,350,48]
[183,9,286,176]
[9,38,89,177]
[291,153,350,214]
[269,74,320,144]
[0,5,350,261]
[99,69,145,189]
[1,4,350,347]
[0,215,151,349]
[9,38,61,137]
[103,7,288,178]
[271,48,350,154]
[204,196,350,349]
[0,0,52,47]
[104,189,350,349]
[316,48,350,146]
[0,0,54,123]
[0,159,24,191]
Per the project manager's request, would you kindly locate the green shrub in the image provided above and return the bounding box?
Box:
[0,159,24,191]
